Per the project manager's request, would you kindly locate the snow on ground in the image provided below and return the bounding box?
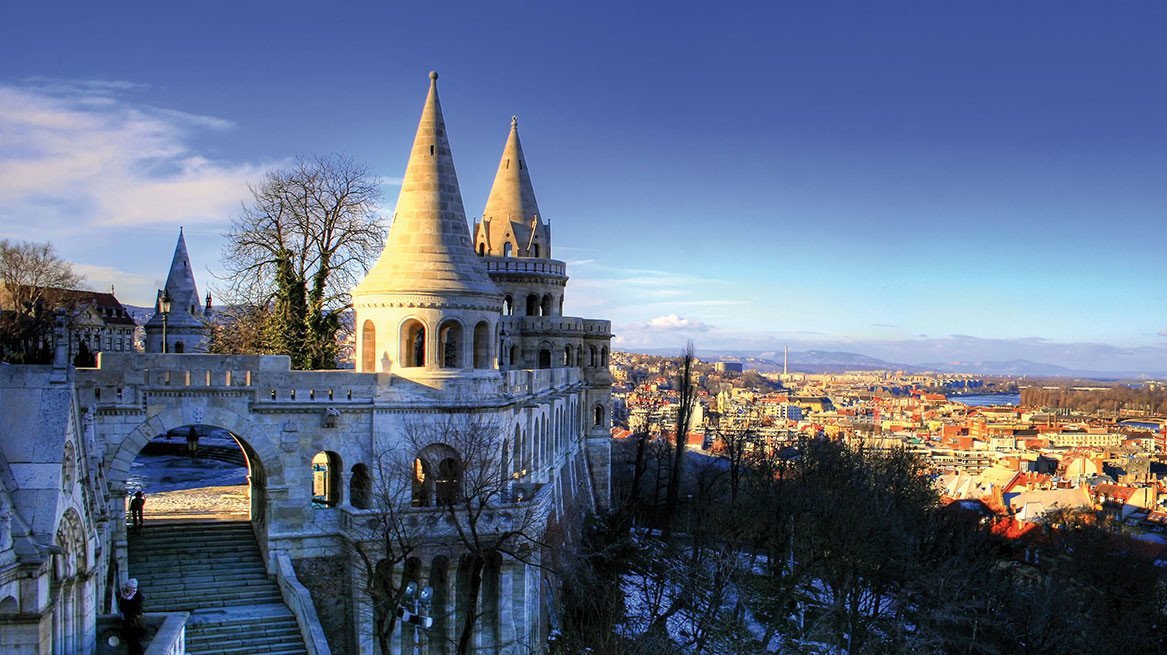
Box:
[127,438,250,522]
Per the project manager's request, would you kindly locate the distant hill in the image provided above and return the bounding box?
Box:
[627,347,1163,378]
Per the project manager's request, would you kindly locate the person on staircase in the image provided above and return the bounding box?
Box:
[128,490,145,530]
[118,578,146,655]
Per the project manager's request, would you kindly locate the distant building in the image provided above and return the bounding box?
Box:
[143,228,211,354]
[715,361,743,374]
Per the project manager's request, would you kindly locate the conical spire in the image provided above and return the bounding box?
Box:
[475,116,550,258]
[146,227,203,329]
[355,72,499,297]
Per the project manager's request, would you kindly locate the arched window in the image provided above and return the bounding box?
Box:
[563,345,572,366]
[312,451,341,507]
[477,242,485,256]
[503,242,513,257]
[503,295,513,315]
[473,321,491,368]
[513,424,523,477]
[0,596,16,615]
[532,244,540,257]
[589,346,597,367]
[541,294,553,317]
[401,320,426,368]
[174,341,185,353]
[538,348,551,369]
[361,320,376,372]
[439,320,463,369]
[575,345,583,368]
[601,346,609,367]
[510,345,520,368]
[413,444,461,506]
[559,296,564,315]
[594,405,604,427]
[350,463,371,509]
[526,294,539,317]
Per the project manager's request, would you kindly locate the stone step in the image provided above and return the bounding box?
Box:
[148,592,285,611]
[128,522,309,654]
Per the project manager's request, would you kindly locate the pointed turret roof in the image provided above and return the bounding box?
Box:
[354,72,500,298]
[483,116,542,227]
[146,228,204,328]
[475,116,551,258]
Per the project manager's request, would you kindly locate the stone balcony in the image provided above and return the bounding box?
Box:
[483,257,567,279]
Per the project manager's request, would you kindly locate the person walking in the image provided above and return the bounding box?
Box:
[118,578,146,655]
[128,490,145,529]
[186,425,199,457]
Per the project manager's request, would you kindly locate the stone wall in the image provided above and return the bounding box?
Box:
[293,556,353,655]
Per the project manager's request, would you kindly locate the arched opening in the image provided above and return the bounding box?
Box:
[503,242,513,257]
[438,320,463,369]
[312,451,341,508]
[532,244,540,257]
[482,551,502,651]
[589,346,597,367]
[541,294,553,317]
[563,345,572,366]
[361,320,376,372]
[477,242,485,256]
[430,556,451,655]
[594,404,604,427]
[412,444,462,507]
[601,346,609,367]
[125,423,265,524]
[473,321,491,369]
[513,425,523,478]
[509,344,520,368]
[526,294,539,317]
[538,348,551,369]
[350,463,372,509]
[0,596,16,614]
[502,295,513,315]
[174,341,185,353]
[575,345,583,368]
[401,319,426,368]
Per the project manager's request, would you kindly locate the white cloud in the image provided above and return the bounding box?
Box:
[0,79,273,232]
[72,263,159,299]
[626,314,712,332]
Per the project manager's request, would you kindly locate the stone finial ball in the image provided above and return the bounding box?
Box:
[429,71,439,80]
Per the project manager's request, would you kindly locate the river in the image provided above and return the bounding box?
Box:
[950,392,1021,406]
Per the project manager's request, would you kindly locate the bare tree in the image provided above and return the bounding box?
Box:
[347,444,431,655]
[220,154,385,368]
[0,239,84,363]
[402,414,552,655]
[662,341,697,541]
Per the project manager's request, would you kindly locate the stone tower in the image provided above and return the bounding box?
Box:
[473,117,567,323]
[144,228,210,353]
[351,72,504,385]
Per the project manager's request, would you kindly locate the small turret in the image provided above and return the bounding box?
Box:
[144,228,209,353]
[474,116,550,258]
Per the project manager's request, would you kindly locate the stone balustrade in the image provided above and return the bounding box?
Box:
[484,258,567,278]
[274,552,332,655]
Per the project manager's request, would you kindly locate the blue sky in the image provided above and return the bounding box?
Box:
[1,2,1165,371]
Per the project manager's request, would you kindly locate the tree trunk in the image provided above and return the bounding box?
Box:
[457,555,485,655]
[662,342,695,541]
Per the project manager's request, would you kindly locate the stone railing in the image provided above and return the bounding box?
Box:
[274,551,332,655]
[96,612,188,655]
[79,353,378,406]
[484,257,567,278]
[503,367,582,396]
[339,485,555,542]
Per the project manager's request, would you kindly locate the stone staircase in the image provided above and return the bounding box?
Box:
[128,522,310,655]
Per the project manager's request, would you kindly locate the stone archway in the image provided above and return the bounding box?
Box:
[103,404,285,575]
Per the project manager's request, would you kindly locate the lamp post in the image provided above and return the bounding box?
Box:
[397,581,433,655]
[158,290,172,353]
